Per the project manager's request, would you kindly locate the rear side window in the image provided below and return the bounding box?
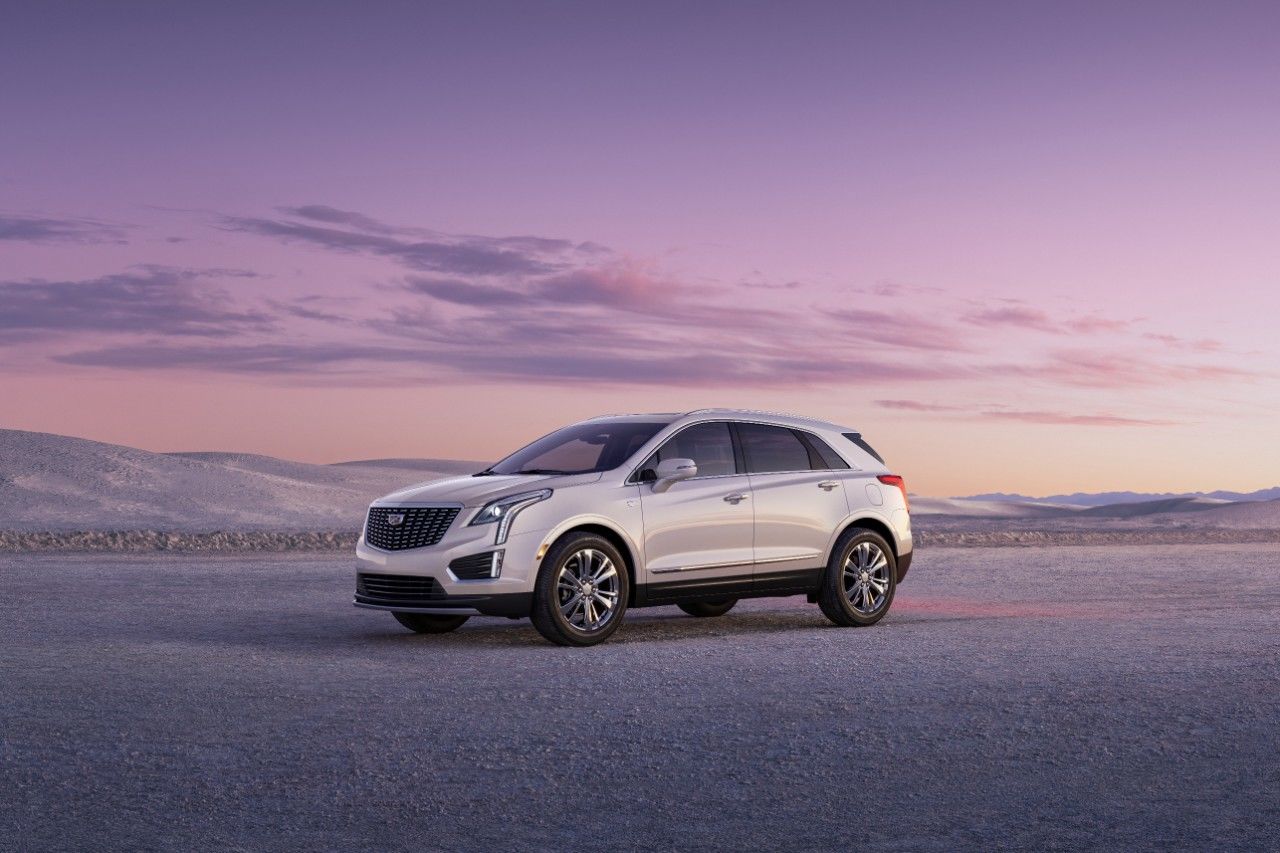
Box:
[800,433,851,469]
[648,421,738,477]
[737,423,812,473]
[843,432,885,464]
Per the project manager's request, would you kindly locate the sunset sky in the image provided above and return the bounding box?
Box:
[2,1,1278,497]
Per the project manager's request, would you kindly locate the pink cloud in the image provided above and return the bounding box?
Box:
[876,399,1177,426]
[963,305,1062,334]
[874,400,966,413]
[996,349,1257,389]
[1065,315,1132,334]
[1142,332,1224,352]
[981,410,1178,427]
[832,309,973,353]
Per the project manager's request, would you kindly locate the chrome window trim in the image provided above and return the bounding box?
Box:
[650,553,816,575]
[734,421,861,476]
[624,417,861,484]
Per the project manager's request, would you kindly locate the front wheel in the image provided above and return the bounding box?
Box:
[531,533,629,647]
[393,612,470,634]
[677,599,737,618]
[817,528,896,627]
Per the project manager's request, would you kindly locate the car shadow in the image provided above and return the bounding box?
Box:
[85,594,1078,653]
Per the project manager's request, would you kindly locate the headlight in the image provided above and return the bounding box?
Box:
[467,489,552,544]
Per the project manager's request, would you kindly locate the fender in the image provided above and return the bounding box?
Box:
[533,513,644,583]
[822,507,905,566]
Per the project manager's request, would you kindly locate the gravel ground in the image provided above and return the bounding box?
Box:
[3,545,1278,852]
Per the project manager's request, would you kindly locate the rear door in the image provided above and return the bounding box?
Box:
[636,421,754,592]
[736,422,850,588]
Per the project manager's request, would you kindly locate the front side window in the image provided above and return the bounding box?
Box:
[737,422,812,474]
[642,421,738,478]
[485,420,670,475]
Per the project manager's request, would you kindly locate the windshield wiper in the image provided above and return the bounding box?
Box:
[515,468,576,475]
[472,468,498,477]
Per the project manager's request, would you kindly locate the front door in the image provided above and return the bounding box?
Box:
[637,421,753,600]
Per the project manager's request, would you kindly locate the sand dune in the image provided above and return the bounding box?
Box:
[330,457,481,474]
[909,496,1081,518]
[0,429,473,532]
[1147,497,1280,529]
[4,429,1279,550]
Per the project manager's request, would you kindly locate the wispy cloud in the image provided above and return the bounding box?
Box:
[0,267,273,341]
[874,400,966,413]
[874,399,1177,426]
[221,207,600,278]
[277,205,412,236]
[832,309,972,352]
[980,410,1177,427]
[8,204,1258,403]
[57,337,968,386]
[1004,349,1253,389]
[963,305,1062,334]
[0,214,128,245]
[1065,315,1132,334]
[1143,332,1223,352]
[223,215,566,276]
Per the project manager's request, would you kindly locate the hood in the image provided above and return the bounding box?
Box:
[373,471,604,507]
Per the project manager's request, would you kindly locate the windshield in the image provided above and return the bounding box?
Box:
[481,420,671,476]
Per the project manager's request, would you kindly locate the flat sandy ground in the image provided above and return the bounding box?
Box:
[3,545,1278,851]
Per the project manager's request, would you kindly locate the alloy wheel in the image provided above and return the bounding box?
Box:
[843,541,890,615]
[556,547,621,632]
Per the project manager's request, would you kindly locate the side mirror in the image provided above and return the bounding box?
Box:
[652,457,697,493]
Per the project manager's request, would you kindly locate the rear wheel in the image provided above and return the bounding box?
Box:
[817,527,896,627]
[393,612,470,634]
[677,598,738,618]
[531,533,630,647]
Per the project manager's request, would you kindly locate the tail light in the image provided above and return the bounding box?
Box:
[877,474,909,511]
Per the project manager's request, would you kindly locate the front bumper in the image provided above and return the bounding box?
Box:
[353,521,545,615]
[353,594,532,618]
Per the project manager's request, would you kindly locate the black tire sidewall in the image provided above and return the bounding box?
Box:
[821,528,896,626]
[533,533,630,646]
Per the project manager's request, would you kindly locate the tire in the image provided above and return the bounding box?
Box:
[817,527,897,627]
[393,612,470,634]
[677,598,738,618]
[531,532,630,647]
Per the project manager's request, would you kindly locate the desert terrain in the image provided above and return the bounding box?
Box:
[3,545,1277,850]
[3,428,1280,551]
[3,428,1279,849]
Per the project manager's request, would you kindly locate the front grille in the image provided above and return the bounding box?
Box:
[365,506,460,551]
[449,551,501,580]
[356,573,446,606]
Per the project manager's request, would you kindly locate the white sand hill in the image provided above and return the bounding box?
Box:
[0,428,480,532]
[2,428,1279,546]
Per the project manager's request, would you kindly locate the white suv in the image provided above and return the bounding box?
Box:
[354,409,913,646]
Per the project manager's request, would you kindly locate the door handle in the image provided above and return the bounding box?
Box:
[818,480,839,491]
[723,492,750,504]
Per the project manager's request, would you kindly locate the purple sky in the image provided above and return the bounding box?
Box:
[2,1,1278,495]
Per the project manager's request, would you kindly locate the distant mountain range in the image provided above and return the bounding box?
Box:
[3,426,1278,534]
[960,487,1280,507]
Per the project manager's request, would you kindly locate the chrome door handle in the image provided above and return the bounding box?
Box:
[723,492,750,504]
[818,480,839,491]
